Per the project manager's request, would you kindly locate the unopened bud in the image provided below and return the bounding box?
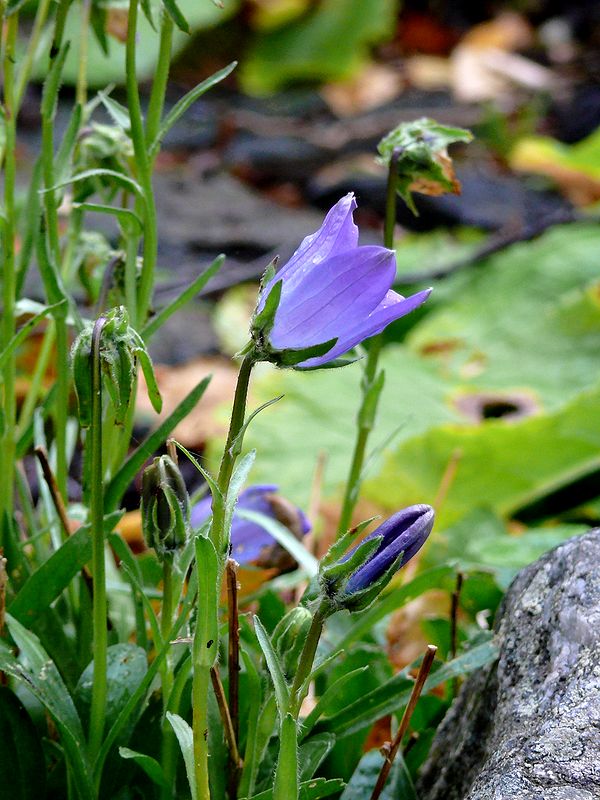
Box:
[271,606,313,680]
[141,455,190,559]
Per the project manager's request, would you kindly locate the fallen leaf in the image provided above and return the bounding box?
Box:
[321,63,403,116]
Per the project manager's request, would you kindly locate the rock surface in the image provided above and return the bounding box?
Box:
[417,530,600,800]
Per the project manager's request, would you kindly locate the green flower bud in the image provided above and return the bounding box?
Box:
[271,606,313,680]
[141,456,190,560]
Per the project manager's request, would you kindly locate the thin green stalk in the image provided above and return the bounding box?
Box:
[160,558,177,800]
[191,353,255,800]
[1,12,19,523]
[125,0,158,326]
[192,661,211,800]
[210,353,255,553]
[14,0,52,110]
[273,605,327,800]
[88,316,109,759]
[336,153,399,539]
[76,0,91,106]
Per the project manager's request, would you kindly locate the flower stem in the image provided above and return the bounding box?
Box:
[191,353,255,800]
[145,7,174,153]
[336,152,399,539]
[160,557,176,800]
[89,316,108,759]
[210,352,255,554]
[0,11,19,523]
[126,0,159,326]
[273,604,327,800]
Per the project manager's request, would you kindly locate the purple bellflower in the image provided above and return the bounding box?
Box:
[251,193,431,368]
[191,484,311,567]
[316,504,434,613]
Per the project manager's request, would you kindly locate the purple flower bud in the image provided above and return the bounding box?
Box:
[343,504,434,595]
[252,193,431,368]
[191,485,311,567]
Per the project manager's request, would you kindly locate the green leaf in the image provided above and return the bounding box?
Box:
[238,509,319,577]
[253,616,289,715]
[75,644,148,733]
[194,536,219,667]
[340,749,417,800]
[167,713,196,798]
[119,747,169,789]
[301,668,369,735]
[378,117,473,214]
[162,0,191,34]
[243,777,345,800]
[299,733,336,780]
[241,0,398,95]
[104,375,212,511]
[224,450,257,548]
[8,512,123,624]
[151,61,236,155]
[0,687,46,800]
[1,616,93,798]
[72,202,143,233]
[316,638,497,738]
[42,168,144,200]
[142,255,225,340]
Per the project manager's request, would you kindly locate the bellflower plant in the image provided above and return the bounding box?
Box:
[191,484,310,565]
[250,193,431,368]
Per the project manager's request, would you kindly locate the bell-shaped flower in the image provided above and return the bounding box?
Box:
[191,484,311,567]
[251,193,431,368]
[317,504,434,613]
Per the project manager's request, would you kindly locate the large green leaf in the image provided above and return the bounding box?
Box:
[241,0,399,94]
[340,749,417,800]
[243,224,600,534]
[0,687,46,800]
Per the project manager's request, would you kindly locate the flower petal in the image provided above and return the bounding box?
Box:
[258,193,358,310]
[269,246,397,351]
[297,287,432,367]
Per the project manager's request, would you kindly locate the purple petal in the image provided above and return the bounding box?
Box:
[258,194,358,312]
[269,246,397,350]
[298,287,432,367]
[344,505,434,594]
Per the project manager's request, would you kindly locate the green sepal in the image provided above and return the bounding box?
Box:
[320,536,383,598]
[251,278,282,339]
[276,337,337,367]
[340,553,404,613]
[320,517,379,569]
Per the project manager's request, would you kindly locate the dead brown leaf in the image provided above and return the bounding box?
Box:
[321,63,404,117]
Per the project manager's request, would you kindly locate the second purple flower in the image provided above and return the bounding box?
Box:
[251,192,431,368]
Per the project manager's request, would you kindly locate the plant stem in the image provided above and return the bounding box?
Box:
[369,645,437,800]
[126,0,158,326]
[160,557,176,800]
[192,660,211,800]
[14,0,52,110]
[88,316,108,760]
[210,352,255,554]
[336,152,399,539]
[273,604,327,800]
[227,559,241,799]
[76,0,91,106]
[0,12,19,524]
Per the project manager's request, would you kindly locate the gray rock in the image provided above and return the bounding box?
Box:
[417,530,600,800]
